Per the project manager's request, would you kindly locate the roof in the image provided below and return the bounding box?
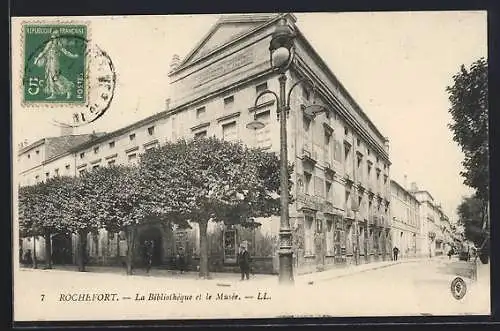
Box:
[68,110,170,152]
[169,13,293,76]
[17,134,104,157]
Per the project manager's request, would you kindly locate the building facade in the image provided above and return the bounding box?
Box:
[389,179,421,258]
[410,183,452,257]
[18,13,393,275]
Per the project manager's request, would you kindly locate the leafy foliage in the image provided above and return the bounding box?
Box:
[18,184,42,238]
[457,196,488,248]
[140,137,288,276]
[447,58,489,201]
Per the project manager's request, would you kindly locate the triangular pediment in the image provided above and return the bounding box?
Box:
[174,14,281,72]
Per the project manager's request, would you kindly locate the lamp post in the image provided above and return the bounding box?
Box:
[246,15,328,285]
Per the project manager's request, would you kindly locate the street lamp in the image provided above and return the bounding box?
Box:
[246,15,328,285]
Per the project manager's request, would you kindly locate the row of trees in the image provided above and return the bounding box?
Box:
[447,57,489,260]
[19,137,292,277]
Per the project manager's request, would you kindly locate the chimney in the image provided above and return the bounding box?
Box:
[170,54,180,71]
[410,182,418,192]
[60,125,74,136]
[403,174,408,190]
[165,98,171,111]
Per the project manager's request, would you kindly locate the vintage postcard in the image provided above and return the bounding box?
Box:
[11,12,490,322]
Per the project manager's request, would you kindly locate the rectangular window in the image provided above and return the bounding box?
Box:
[54,169,59,176]
[129,133,136,141]
[94,146,99,154]
[45,172,49,178]
[326,216,334,255]
[128,153,137,164]
[223,95,234,109]
[344,144,351,161]
[80,152,85,159]
[256,82,268,94]
[109,141,115,148]
[196,107,206,119]
[36,150,40,155]
[305,214,315,255]
[27,154,30,159]
[254,110,271,149]
[145,143,158,151]
[314,176,324,197]
[326,181,333,202]
[148,126,155,135]
[334,139,342,163]
[194,130,207,139]
[65,164,70,170]
[222,121,238,142]
[35,175,39,182]
[304,172,312,195]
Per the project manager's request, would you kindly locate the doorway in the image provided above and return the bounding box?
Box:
[139,227,163,266]
[52,233,73,264]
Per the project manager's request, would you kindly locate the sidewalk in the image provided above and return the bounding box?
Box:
[297,256,432,285]
[19,255,434,287]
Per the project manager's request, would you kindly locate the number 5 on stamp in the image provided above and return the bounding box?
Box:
[23,24,87,104]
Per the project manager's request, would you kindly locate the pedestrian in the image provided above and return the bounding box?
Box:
[448,248,453,259]
[144,240,154,273]
[237,243,251,280]
[176,247,186,274]
[393,246,399,261]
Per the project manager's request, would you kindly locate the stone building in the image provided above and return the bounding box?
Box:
[410,183,451,257]
[17,13,393,274]
[389,178,421,258]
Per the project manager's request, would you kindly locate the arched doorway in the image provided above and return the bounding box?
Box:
[138,227,163,266]
[52,233,73,265]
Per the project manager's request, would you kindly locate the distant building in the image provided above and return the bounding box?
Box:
[410,182,451,257]
[390,179,420,258]
[17,13,393,274]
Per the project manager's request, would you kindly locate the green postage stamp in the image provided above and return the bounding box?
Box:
[23,24,88,105]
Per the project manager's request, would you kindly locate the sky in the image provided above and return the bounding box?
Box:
[12,11,487,221]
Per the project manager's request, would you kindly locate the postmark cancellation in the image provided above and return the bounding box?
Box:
[20,20,116,127]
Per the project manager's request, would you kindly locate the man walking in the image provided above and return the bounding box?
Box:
[393,246,400,261]
[144,240,154,273]
[237,243,251,280]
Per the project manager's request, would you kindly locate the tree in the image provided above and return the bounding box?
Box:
[18,183,43,269]
[35,176,77,269]
[140,137,289,278]
[95,165,151,275]
[457,196,488,249]
[447,58,489,259]
[61,171,103,271]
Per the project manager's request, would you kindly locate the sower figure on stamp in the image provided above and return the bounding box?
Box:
[393,246,399,261]
[237,243,251,281]
[33,30,79,100]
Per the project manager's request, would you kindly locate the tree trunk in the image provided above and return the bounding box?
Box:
[78,230,88,272]
[44,232,52,269]
[125,226,137,275]
[33,235,38,269]
[198,220,209,279]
